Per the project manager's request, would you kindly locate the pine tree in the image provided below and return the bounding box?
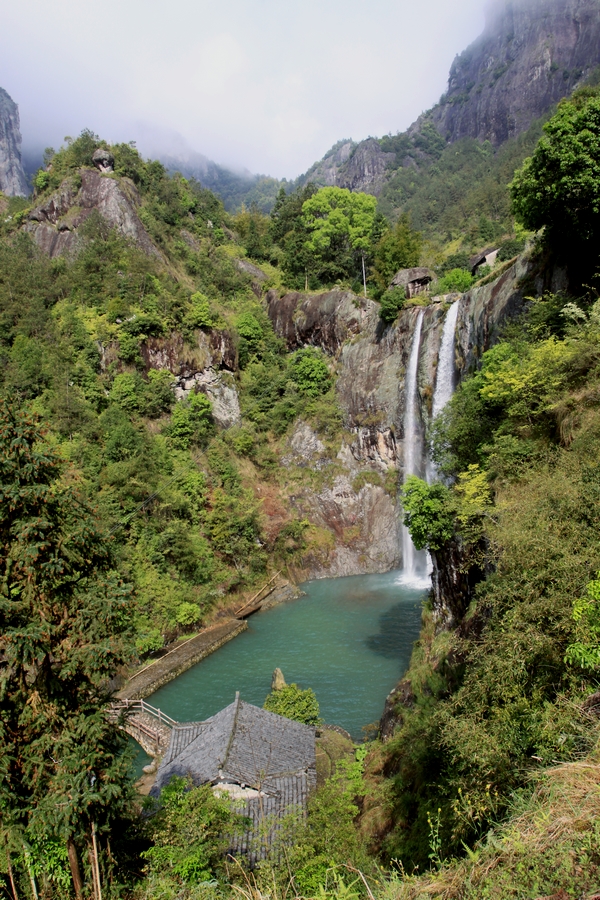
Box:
[0,398,135,898]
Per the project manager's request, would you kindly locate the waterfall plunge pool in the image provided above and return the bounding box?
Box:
[137,571,426,767]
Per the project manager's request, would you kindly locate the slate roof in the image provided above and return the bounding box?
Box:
[153,695,317,863]
[155,695,316,792]
[469,247,499,274]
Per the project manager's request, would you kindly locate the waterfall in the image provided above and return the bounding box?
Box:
[432,298,460,420]
[400,309,429,584]
[427,298,461,482]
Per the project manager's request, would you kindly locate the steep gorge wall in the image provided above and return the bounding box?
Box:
[431,0,600,146]
[266,252,533,581]
[297,0,600,196]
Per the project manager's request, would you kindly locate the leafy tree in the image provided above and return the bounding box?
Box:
[289,348,332,397]
[263,683,321,725]
[371,214,423,294]
[436,268,474,293]
[301,187,378,294]
[511,89,600,257]
[0,398,134,897]
[269,183,317,246]
[167,392,213,449]
[401,475,454,551]
[143,777,236,887]
[378,286,406,324]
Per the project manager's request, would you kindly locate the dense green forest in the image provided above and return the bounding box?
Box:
[2,81,600,900]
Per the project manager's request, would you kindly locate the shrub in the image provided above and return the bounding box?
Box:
[263,683,322,725]
[378,285,406,323]
[436,268,474,294]
[289,348,332,398]
[143,778,235,885]
[497,237,525,261]
[401,475,454,551]
[168,392,213,449]
[184,291,218,330]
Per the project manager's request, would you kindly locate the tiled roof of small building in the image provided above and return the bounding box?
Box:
[154,695,317,794]
[153,695,317,863]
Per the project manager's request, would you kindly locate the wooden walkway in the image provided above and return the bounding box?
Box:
[112,699,178,756]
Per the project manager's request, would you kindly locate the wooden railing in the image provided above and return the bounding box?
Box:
[112,699,178,729]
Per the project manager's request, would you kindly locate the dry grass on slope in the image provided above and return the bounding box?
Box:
[382,751,600,900]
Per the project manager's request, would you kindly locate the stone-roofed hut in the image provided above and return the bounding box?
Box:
[469,247,499,276]
[390,267,435,299]
[153,694,317,863]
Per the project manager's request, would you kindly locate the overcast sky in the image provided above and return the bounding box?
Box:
[1,0,488,180]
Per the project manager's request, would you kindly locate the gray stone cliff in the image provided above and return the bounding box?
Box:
[0,87,28,197]
[297,0,600,195]
[266,250,534,581]
[430,0,600,146]
[24,168,162,258]
[297,138,395,195]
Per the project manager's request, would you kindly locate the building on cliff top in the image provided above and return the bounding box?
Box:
[470,248,499,276]
[390,267,435,299]
[152,694,316,862]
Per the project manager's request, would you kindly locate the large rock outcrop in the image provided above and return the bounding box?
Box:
[297,139,395,195]
[24,168,161,258]
[0,87,28,197]
[141,330,241,430]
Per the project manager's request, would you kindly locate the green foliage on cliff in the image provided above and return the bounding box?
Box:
[511,86,600,261]
[379,290,600,871]
[400,476,453,550]
[378,118,547,253]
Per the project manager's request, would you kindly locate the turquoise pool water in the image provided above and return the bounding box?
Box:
[145,570,426,742]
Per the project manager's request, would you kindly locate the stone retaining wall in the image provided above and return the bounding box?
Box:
[118,618,248,701]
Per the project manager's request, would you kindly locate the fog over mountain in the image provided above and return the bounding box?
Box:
[0,0,486,181]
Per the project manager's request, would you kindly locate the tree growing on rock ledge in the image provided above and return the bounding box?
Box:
[0,398,135,898]
[263,683,322,726]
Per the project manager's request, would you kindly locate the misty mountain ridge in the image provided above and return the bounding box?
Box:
[1,0,599,215]
[299,0,600,200]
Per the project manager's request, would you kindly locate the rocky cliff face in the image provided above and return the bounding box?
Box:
[24,168,161,258]
[0,88,28,197]
[267,249,535,582]
[297,0,600,195]
[297,139,395,195]
[431,0,600,146]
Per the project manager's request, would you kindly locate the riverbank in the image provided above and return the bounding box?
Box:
[118,579,305,701]
[118,618,248,700]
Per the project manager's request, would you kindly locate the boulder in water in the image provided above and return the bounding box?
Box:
[271,667,286,691]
